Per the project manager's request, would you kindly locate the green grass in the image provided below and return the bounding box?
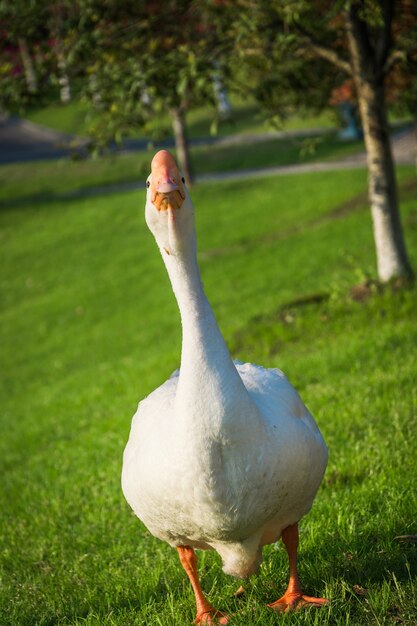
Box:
[0,131,363,206]
[25,96,337,139]
[1,162,416,625]
[21,94,413,144]
[192,132,362,175]
[25,98,93,136]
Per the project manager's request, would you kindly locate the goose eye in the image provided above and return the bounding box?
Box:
[181,177,185,184]
[146,181,150,188]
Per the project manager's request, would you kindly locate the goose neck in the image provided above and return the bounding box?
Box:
[162,245,250,421]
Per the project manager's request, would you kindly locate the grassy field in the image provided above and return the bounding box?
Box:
[23,94,411,147]
[1,159,416,625]
[25,97,337,139]
[0,131,363,206]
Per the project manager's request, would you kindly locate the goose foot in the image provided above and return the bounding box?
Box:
[195,608,229,624]
[177,546,229,625]
[268,591,328,613]
[267,523,328,613]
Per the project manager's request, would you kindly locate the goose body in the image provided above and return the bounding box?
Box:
[123,362,326,578]
[122,150,328,621]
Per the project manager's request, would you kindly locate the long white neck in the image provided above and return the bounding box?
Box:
[160,238,256,430]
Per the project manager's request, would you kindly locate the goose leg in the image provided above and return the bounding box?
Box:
[177,546,229,624]
[267,523,328,612]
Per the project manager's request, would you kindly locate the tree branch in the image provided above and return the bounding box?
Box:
[297,37,352,75]
[292,20,352,75]
[383,48,406,75]
[346,2,377,77]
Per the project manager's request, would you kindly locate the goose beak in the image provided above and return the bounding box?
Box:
[150,150,185,211]
[154,180,184,211]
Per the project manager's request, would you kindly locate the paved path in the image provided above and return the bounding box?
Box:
[198,125,415,184]
[0,115,414,196]
[0,116,89,163]
[0,115,335,164]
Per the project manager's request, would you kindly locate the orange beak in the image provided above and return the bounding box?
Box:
[150,150,185,211]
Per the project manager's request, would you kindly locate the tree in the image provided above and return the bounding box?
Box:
[1,1,221,183]
[217,0,415,282]
[0,0,47,110]
[0,0,81,112]
[75,0,222,184]
[48,1,79,104]
[344,1,413,282]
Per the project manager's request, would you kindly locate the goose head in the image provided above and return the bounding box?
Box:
[145,150,195,256]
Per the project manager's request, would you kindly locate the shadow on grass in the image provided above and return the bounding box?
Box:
[0,181,144,211]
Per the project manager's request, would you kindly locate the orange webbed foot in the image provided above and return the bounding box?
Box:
[195,608,229,624]
[268,591,329,613]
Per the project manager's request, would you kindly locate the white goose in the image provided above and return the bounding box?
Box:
[122,150,328,624]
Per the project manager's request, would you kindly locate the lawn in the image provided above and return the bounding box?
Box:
[25,96,337,139]
[0,130,364,206]
[24,95,410,142]
[0,160,416,625]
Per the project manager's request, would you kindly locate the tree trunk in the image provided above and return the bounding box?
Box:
[57,49,71,103]
[357,80,411,281]
[170,107,194,186]
[346,7,412,282]
[17,37,38,94]
[49,3,71,103]
[212,62,232,120]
